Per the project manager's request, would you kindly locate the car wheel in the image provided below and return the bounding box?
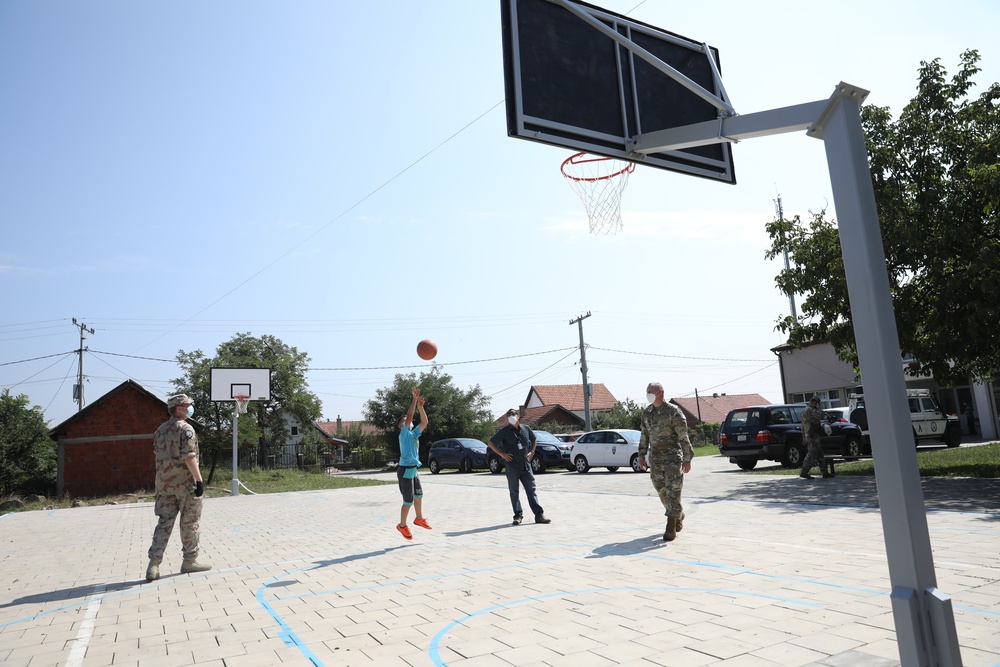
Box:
[842,435,862,459]
[630,453,643,472]
[913,428,920,448]
[781,442,804,468]
[429,459,440,475]
[945,424,961,448]
[459,458,472,473]
[531,457,545,474]
[489,456,504,474]
[606,466,619,472]
[574,455,590,473]
[736,458,757,471]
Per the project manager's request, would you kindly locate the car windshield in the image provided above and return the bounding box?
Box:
[533,430,561,443]
[456,438,487,452]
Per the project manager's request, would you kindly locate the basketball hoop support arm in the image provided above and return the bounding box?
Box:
[637,81,962,666]
[550,0,735,117]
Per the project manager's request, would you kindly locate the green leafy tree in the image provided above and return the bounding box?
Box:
[767,50,1000,384]
[364,368,493,462]
[173,333,323,480]
[0,390,56,496]
[593,399,644,430]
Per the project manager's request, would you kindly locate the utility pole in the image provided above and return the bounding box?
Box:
[774,194,798,319]
[72,318,95,412]
[694,388,702,423]
[570,312,592,431]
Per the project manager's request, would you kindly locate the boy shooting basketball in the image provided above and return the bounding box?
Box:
[396,387,431,539]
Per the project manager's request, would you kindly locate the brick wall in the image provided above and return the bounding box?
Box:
[55,382,167,498]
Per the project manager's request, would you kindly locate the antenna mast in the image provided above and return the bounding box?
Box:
[774,194,798,319]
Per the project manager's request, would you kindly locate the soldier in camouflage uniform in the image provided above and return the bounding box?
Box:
[799,396,830,480]
[638,382,693,542]
[145,394,212,581]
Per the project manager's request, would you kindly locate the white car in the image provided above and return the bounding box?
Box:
[568,429,645,473]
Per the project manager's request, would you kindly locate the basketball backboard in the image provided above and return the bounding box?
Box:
[500,0,736,183]
[210,367,271,402]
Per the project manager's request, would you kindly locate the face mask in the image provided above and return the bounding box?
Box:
[508,416,518,425]
[186,406,194,417]
[646,393,657,403]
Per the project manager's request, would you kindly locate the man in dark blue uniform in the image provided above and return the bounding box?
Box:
[488,409,552,526]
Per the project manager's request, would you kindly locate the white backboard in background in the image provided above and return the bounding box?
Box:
[210,367,271,402]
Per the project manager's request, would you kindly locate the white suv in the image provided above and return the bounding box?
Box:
[849,389,961,448]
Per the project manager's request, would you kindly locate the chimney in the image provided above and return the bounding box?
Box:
[336,415,343,435]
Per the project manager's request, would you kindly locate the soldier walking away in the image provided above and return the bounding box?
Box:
[799,396,830,480]
[488,409,551,526]
[639,383,693,541]
[146,394,211,581]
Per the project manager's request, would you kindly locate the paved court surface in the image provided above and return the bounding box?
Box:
[2,454,999,667]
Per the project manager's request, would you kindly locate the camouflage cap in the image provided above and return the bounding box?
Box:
[167,394,193,409]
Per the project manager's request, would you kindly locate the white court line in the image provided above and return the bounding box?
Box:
[65,583,106,667]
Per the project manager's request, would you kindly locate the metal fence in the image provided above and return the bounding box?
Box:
[212,443,385,472]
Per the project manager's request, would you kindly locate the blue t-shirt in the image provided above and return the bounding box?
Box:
[398,424,422,468]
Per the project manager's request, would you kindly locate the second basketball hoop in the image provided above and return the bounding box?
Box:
[561,152,636,235]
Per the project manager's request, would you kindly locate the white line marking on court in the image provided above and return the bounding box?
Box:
[65,583,106,667]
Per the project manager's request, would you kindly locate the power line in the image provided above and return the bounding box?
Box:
[0,352,76,367]
[589,346,773,362]
[308,347,577,371]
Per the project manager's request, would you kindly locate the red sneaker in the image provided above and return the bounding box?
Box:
[413,518,432,530]
[396,524,413,540]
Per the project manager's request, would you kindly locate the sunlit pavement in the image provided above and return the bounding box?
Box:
[2,453,998,667]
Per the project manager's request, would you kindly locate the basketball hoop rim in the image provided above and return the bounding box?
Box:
[560,151,636,182]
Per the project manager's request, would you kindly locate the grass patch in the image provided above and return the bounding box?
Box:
[743,443,1000,478]
[3,467,394,514]
[693,444,718,458]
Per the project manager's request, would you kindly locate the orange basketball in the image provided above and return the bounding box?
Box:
[417,339,438,361]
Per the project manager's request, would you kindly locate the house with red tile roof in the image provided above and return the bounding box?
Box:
[494,384,618,427]
[490,404,583,429]
[669,393,771,427]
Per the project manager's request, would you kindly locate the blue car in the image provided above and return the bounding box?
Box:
[427,438,489,474]
[487,429,573,474]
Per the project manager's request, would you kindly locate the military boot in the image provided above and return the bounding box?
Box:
[145,559,160,582]
[663,516,677,542]
[180,558,212,574]
[675,512,685,532]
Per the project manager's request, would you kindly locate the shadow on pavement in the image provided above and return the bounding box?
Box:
[587,533,667,558]
[0,580,146,609]
[704,474,1000,516]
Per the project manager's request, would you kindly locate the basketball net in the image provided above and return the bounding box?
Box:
[235,395,250,414]
[561,152,636,235]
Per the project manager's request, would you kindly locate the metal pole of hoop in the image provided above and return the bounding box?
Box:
[231,396,249,497]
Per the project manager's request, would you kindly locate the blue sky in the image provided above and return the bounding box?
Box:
[2,0,998,426]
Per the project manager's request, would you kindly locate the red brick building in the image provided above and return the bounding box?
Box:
[50,380,187,499]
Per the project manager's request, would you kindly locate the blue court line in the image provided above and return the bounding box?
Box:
[426,586,820,667]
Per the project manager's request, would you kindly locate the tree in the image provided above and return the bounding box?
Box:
[592,399,644,430]
[0,390,56,496]
[364,368,493,463]
[766,50,1000,384]
[173,333,323,480]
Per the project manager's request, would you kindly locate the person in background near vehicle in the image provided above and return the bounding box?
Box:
[965,403,976,435]
[488,409,551,526]
[800,396,830,480]
[146,394,211,581]
[639,382,693,542]
[396,387,432,540]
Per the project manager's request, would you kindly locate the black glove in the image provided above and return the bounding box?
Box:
[195,481,204,497]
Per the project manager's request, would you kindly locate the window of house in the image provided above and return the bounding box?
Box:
[291,426,299,436]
